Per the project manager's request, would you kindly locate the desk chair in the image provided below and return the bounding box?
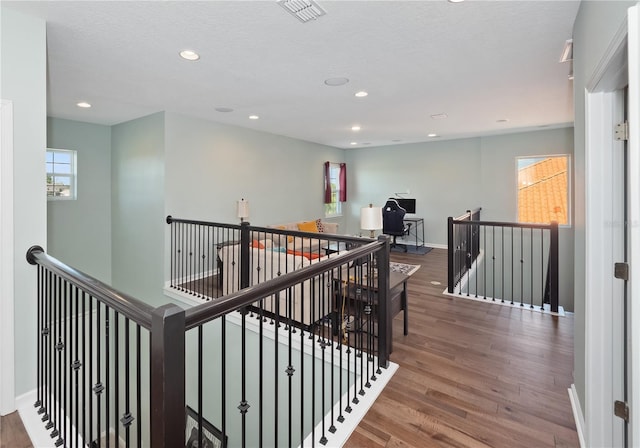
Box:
[382,199,412,251]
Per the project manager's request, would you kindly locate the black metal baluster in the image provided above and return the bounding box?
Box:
[483,226,487,300]
[530,228,534,309]
[121,317,131,447]
[73,286,80,448]
[53,276,62,445]
[541,228,545,310]
[88,296,94,446]
[64,281,70,447]
[35,266,42,412]
[501,226,505,303]
[259,298,264,448]
[96,301,102,448]
[81,291,87,446]
[511,227,514,305]
[136,325,141,448]
[198,325,203,448]
[43,271,52,428]
[115,311,120,446]
[520,228,524,307]
[221,315,227,447]
[105,307,110,448]
[492,226,495,301]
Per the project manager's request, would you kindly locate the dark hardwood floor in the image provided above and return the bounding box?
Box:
[346,248,578,448]
[3,248,577,448]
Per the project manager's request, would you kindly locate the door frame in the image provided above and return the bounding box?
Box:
[0,99,15,415]
[584,5,639,446]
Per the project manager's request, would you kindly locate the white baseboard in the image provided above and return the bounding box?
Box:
[16,390,57,448]
[568,384,586,448]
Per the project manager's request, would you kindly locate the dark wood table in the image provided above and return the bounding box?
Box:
[334,270,409,353]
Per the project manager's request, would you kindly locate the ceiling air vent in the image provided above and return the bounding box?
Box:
[278,0,326,23]
[559,39,573,63]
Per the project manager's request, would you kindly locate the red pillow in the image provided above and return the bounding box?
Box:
[251,239,266,249]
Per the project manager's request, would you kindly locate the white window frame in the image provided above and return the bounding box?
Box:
[515,154,571,227]
[324,162,343,218]
[46,148,77,200]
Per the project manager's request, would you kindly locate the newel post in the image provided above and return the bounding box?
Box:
[549,221,559,313]
[150,304,186,448]
[447,217,454,293]
[377,235,390,369]
[240,221,251,290]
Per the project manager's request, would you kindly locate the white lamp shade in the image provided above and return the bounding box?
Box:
[360,206,382,231]
[237,199,249,219]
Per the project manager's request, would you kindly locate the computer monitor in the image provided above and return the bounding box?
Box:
[393,198,416,214]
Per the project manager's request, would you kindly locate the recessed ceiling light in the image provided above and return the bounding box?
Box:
[350,142,358,145]
[179,50,200,61]
[215,107,234,113]
[496,119,509,123]
[324,77,349,86]
[392,139,402,142]
[76,102,91,108]
[249,115,259,120]
[428,133,438,138]
[431,113,448,120]
[351,125,361,131]
[448,0,465,3]
[355,91,368,98]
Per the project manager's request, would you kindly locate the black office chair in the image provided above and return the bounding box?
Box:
[382,199,412,252]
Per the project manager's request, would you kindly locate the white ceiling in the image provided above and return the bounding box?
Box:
[4,0,581,148]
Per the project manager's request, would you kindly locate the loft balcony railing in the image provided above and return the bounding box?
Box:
[447,208,559,313]
[25,220,393,447]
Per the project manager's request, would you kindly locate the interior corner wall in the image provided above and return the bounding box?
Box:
[111,112,166,305]
[572,0,638,413]
[47,117,112,283]
[163,111,345,227]
[1,6,47,396]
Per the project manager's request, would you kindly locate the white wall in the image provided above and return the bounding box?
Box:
[572,0,638,411]
[47,117,112,283]
[0,6,47,396]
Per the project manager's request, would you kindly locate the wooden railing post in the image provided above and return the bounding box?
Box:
[549,221,559,313]
[150,304,185,448]
[240,221,251,290]
[447,217,454,293]
[376,235,390,368]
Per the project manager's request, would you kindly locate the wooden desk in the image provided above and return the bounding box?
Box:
[334,271,409,353]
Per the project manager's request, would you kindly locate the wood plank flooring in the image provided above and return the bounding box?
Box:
[0,411,32,448]
[346,248,578,448]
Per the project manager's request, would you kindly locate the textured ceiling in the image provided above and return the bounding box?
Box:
[4,0,581,148]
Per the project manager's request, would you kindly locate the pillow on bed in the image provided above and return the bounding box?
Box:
[315,219,325,233]
[297,221,319,233]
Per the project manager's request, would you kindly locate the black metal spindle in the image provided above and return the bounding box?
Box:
[115,311,120,447]
[530,229,534,309]
[520,228,524,307]
[136,325,141,448]
[500,226,504,303]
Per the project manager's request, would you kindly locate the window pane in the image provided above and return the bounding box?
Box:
[517,156,569,225]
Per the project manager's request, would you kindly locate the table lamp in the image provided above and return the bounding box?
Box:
[237,198,249,223]
[360,203,382,238]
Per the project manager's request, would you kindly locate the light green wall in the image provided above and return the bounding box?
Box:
[345,137,482,241]
[47,117,112,283]
[1,7,47,396]
[164,112,345,226]
[111,112,166,305]
[572,0,638,412]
